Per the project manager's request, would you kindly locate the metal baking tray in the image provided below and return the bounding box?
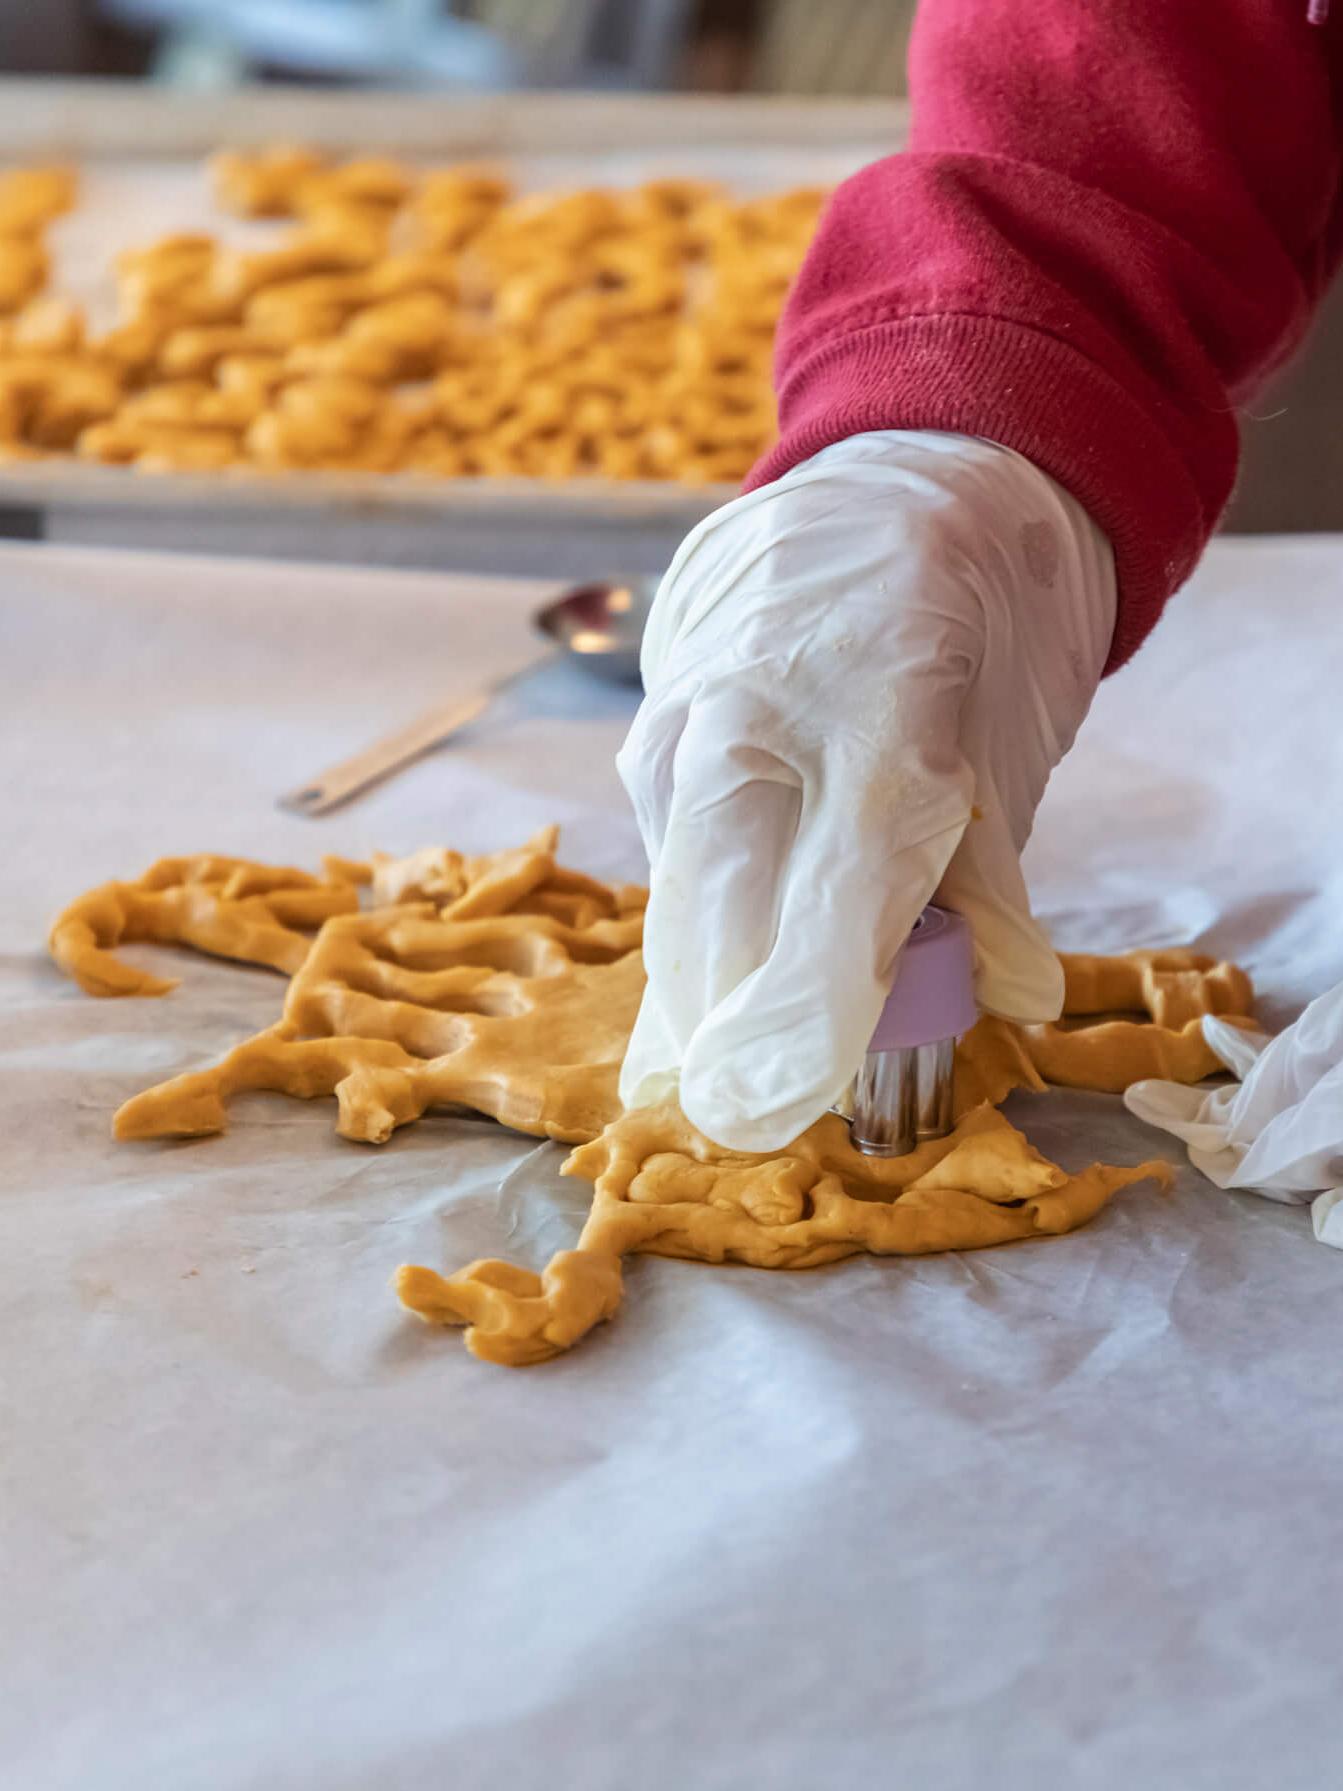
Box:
[0,80,903,575]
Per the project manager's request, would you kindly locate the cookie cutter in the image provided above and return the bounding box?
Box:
[848,905,977,1157]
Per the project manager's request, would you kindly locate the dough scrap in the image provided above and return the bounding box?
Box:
[48,854,363,997]
[952,948,1255,1111]
[47,826,607,998]
[106,853,1252,1167]
[1059,947,1253,1030]
[112,847,647,1146]
[355,826,647,925]
[396,1102,1173,1366]
[393,937,1248,1366]
[49,832,1254,1370]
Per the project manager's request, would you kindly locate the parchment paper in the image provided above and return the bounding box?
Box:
[2,535,1342,1791]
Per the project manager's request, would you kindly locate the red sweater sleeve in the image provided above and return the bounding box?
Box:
[747,1,1343,669]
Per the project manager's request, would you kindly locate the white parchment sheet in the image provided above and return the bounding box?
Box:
[2,535,1342,1791]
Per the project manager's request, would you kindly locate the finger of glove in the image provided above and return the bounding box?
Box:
[615,695,687,873]
[934,793,1065,1024]
[630,688,803,1087]
[618,977,685,1114]
[678,764,974,1153]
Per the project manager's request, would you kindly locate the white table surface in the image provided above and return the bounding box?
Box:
[2,535,1342,1791]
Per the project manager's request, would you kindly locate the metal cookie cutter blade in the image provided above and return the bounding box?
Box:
[849,906,977,1158]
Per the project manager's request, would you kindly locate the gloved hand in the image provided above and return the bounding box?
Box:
[617,429,1116,1152]
[1125,990,1343,1249]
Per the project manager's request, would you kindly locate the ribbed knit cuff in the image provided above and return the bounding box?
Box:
[747,313,1216,674]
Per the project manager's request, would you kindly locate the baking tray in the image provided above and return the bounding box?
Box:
[0,80,905,575]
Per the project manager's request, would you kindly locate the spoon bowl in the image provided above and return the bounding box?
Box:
[533,576,658,686]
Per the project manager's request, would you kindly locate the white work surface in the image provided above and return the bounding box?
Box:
[3,535,1342,1791]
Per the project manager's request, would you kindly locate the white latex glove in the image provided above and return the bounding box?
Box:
[617,429,1116,1151]
[1125,989,1343,1248]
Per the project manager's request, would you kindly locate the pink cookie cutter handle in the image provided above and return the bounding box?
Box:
[868,906,977,1052]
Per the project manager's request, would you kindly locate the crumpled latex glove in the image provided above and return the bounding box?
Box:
[1125,987,1343,1248]
[617,429,1117,1151]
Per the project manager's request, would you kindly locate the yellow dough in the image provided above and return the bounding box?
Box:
[112,907,646,1147]
[96,848,1253,1152]
[108,829,647,1145]
[1058,947,1253,1029]
[392,940,1250,1365]
[46,827,618,999]
[396,1102,1173,1366]
[47,854,362,997]
[50,832,1256,1369]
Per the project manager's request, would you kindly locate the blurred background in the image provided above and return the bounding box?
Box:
[0,0,1337,533]
[0,0,916,93]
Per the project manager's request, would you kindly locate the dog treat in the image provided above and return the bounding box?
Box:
[0,352,123,450]
[0,166,77,238]
[209,145,327,218]
[0,168,75,320]
[0,236,49,315]
[396,1101,1173,1365]
[0,148,822,481]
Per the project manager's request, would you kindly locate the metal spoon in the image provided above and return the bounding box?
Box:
[532,576,653,684]
[276,574,656,817]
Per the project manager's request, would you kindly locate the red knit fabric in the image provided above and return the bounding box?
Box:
[748,1,1343,671]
